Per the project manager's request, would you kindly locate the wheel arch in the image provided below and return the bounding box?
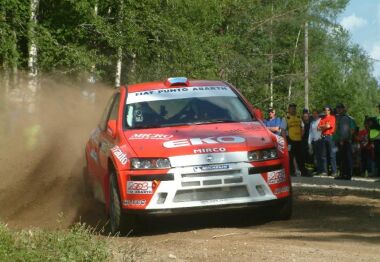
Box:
[105,157,118,213]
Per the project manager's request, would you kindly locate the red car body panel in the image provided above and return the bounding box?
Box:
[85,79,291,215]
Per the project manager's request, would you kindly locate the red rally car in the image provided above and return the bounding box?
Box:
[84,77,292,234]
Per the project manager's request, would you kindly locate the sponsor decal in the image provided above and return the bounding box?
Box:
[132,86,228,97]
[129,133,174,140]
[193,147,226,154]
[163,136,245,148]
[267,170,286,185]
[193,164,230,172]
[90,128,101,139]
[127,181,153,194]
[126,86,235,104]
[206,154,214,163]
[111,146,128,165]
[89,149,98,162]
[135,110,143,122]
[124,199,146,206]
[273,186,290,194]
[275,135,285,153]
[228,125,264,134]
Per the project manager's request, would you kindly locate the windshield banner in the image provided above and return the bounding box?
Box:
[126,86,236,104]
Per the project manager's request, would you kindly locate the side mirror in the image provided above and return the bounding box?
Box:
[107,120,117,139]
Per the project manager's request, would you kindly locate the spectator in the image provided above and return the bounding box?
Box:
[264,107,282,136]
[308,109,323,175]
[334,103,355,180]
[281,103,310,177]
[302,109,313,169]
[352,126,362,176]
[318,105,337,176]
[369,104,380,177]
[358,119,373,176]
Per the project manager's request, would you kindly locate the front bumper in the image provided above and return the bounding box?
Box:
[125,196,291,216]
[121,159,291,214]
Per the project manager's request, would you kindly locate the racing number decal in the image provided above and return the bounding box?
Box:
[267,170,286,185]
[262,169,290,198]
[125,180,161,208]
[127,181,153,194]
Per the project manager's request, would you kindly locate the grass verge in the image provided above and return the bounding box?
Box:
[0,222,110,261]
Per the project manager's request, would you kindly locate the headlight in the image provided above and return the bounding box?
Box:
[131,158,171,169]
[248,148,278,161]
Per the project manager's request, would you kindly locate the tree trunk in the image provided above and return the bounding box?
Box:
[130,53,136,83]
[94,1,98,16]
[115,46,122,87]
[89,1,98,84]
[3,63,10,104]
[12,29,19,89]
[114,0,124,88]
[288,28,301,103]
[269,2,274,108]
[28,0,39,93]
[304,21,309,110]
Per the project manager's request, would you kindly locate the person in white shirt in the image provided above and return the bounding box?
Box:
[308,109,323,175]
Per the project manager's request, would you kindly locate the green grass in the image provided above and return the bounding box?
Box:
[0,222,110,261]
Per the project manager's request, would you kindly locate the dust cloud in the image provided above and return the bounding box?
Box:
[0,74,113,229]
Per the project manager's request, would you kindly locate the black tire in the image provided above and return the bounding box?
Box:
[82,166,93,196]
[82,153,93,196]
[109,172,137,236]
[274,196,293,220]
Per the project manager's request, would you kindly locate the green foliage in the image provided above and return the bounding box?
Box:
[0,222,110,261]
[0,0,379,124]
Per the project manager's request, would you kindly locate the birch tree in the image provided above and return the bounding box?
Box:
[114,0,124,88]
[28,0,39,93]
[304,21,309,110]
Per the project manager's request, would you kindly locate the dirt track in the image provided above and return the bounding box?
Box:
[0,79,379,261]
[121,185,380,261]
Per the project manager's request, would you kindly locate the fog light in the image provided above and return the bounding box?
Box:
[256,185,266,196]
[156,193,168,204]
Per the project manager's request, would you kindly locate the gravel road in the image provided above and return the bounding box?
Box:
[1,82,379,261]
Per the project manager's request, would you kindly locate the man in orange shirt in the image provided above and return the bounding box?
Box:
[318,105,337,176]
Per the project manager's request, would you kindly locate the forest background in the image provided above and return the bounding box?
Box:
[1,0,380,124]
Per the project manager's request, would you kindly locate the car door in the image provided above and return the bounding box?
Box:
[96,92,120,190]
[87,93,114,180]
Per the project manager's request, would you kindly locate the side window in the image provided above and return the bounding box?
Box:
[99,93,120,131]
[109,93,120,121]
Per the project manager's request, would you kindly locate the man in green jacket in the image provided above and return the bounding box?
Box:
[369,104,380,177]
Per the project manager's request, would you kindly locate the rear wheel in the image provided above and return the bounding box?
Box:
[82,154,93,196]
[109,172,137,236]
[82,166,93,196]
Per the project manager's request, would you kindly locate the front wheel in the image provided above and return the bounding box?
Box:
[273,196,292,220]
[109,172,137,236]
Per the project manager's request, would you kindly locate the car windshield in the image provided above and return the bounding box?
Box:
[124,93,254,129]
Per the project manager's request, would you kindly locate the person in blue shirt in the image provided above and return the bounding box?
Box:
[264,107,283,136]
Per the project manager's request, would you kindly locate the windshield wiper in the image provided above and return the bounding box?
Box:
[190,119,240,125]
[130,124,162,129]
[130,120,241,129]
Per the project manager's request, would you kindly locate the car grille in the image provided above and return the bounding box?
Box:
[173,186,249,203]
[181,169,240,178]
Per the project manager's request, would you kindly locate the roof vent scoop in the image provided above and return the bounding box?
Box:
[165,77,190,87]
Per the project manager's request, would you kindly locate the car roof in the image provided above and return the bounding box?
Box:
[126,79,229,93]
